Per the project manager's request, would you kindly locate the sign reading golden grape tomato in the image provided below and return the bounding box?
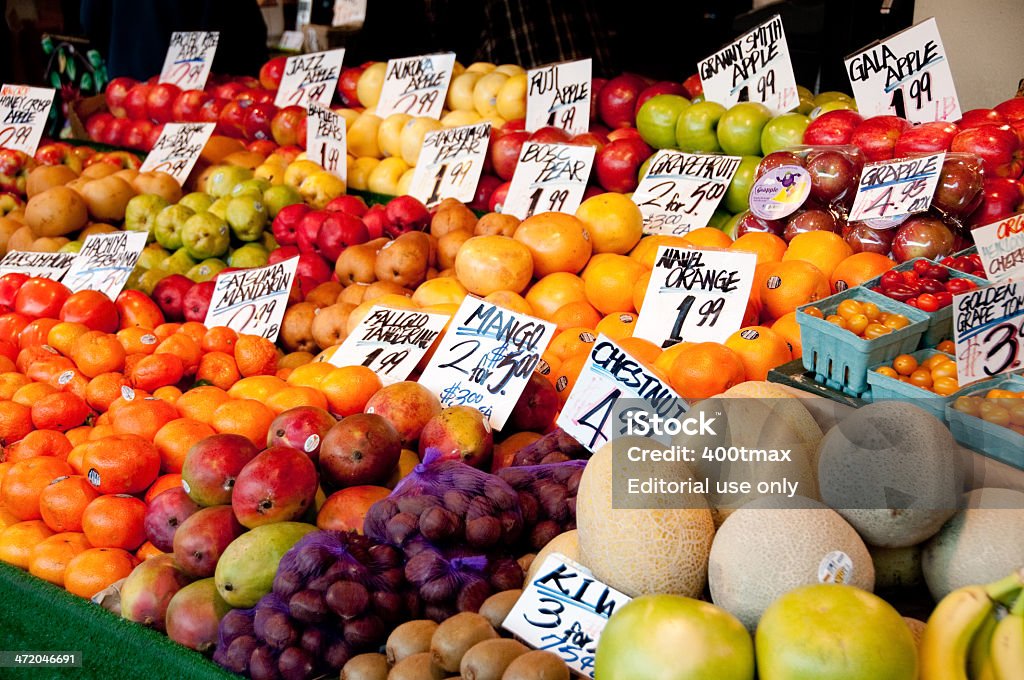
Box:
[556,334,687,452]
[632,151,742,235]
[971,214,1024,283]
[0,251,77,280]
[330,305,450,385]
[408,122,491,207]
[845,18,960,124]
[63,231,148,299]
[203,257,300,343]
[502,142,596,220]
[306,103,347,182]
[952,280,1024,385]
[847,152,944,222]
[274,49,346,108]
[418,296,555,430]
[139,122,216,186]
[158,32,219,91]
[375,52,457,119]
[0,84,55,155]
[525,58,592,135]
[697,15,799,114]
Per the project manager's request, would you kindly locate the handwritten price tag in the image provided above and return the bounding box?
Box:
[502,142,595,220]
[330,306,450,385]
[278,31,305,52]
[408,122,491,207]
[375,52,456,119]
[953,280,1024,385]
[307,103,347,182]
[418,296,555,430]
[845,18,960,124]
[972,214,1024,283]
[204,257,299,342]
[63,232,147,299]
[848,152,944,223]
[275,49,346,108]
[139,123,216,186]
[698,15,799,114]
[632,151,742,235]
[0,84,55,155]
[526,59,592,135]
[0,251,77,280]
[159,32,219,91]
[502,553,632,679]
[332,0,366,27]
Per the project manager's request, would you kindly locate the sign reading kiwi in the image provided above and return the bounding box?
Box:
[203,256,300,342]
[0,84,56,155]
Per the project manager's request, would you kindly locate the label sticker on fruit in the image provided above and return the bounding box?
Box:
[526,58,592,135]
[845,18,960,124]
[848,152,944,223]
[502,142,596,220]
[139,122,216,186]
[503,552,632,679]
[633,246,757,347]
[418,296,556,430]
[278,30,305,52]
[307,103,347,182]
[697,14,799,114]
[632,151,743,234]
[408,122,491,207]
[330,305,450,385]
[274,48,346,108]
[375,52,457,119]
[972,214,1024,283]
[332,0,366,27]
[0,84,55,155]
[63,231,148,299]
[203,256,299,343]
[747,164,811,220]
[158,32,220,91]
[952,279,1024,385]
[0,251,77,280]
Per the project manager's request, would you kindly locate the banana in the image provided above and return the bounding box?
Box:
[969,613,999,680]
[991,591,1024,680]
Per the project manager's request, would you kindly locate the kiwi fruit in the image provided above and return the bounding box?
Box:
[501,650,570,680]
[341,652,389,680]
[430,612,498,672]
[387,619,439,665]
[388,652,446,680]
[478,589,522,629]
[460,638,529,680]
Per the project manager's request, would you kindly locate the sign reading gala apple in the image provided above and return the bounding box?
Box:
[973,213,1024,282]
[952,280,1024,385]
[632,151,742,235]
[0,84,55,155]
[848,152,945,222]
[139,122,216,186]
[307,103,347,183]
[375,52,457,119]
[275,48,346,108]
[502,142,596,220]
[159,32,220,91]
[526,58,592,135]
[330,305,450,385]
[408,122,491,207]
[204,256,300,343]
[64,231,148,300]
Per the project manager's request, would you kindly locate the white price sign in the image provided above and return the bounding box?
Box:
[332,0,366,27]
[0,84,55,155]
[139,123,216,186]
[697,15,799,114]
[408,122,491,207]
[274,49,346,108]
[375,52,456,119]
[632,151,742,235]
[204,257,299,342]
[502,142,595,220]
[278,31,305,52]
[971,214,1024,283]
[953,281,1024,386]
[63,232,147,299]
[502,553,632,679]
[848,152,944,223]
[845,18,960,124]
[0,251,77,280]
[330,305,450,385]
[158,32,219,91]
[307,103,347,182]
[418,296,555,430]
[526,59,592,135]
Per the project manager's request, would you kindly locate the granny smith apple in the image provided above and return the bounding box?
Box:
[636,154,656,184]
[636,94,691,150]
[154,204,195,251]
[59,240,83,254]
[205,165,254,198]
[811,100,858,119]
[124,194,169,238]
[136,242,170,270]
[722,211,745,239]
[724,155,762,214]
[261,231,279,252]
[813,91,855,106]
[182,212,231,260]
[262,184,302,218]
[796,96,815,116]
[225,196,268,242]
[797,85,813,101]
[717,102,773,156]
[187,258,227,282]
[231,178,271,200]
[708,208,731,229]
[228,243,269,268]
[676,101,726,153]
[180,191,215,213]
[208,197,231,220]
[162,248,198,275]
[760,113,811,156]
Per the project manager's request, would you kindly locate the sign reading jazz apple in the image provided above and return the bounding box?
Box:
[274,49,346,108]
[526,59,592,135]
[0,84,55,155]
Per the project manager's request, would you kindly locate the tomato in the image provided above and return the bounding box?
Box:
[0,272,28,308]
[115,290,165,330]
[909,368,933,389]
[916,293,940,312]
[13,277,71,319]
[934,291,953,308]
[893,354,919,376]
[913,259,933,276]
[60,290,120,333]
[884,284,918,302]
[967,254,984,273]
[880,270,903,290]
[945,278,976,295]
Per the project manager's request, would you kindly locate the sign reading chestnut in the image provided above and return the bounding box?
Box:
[408,122,491,207]
[139,122,216,185]
[502,142,596,220]
[0,84,55,155]
[953,280,1024,385]
[632,151,742,235]
[972,214,1024,283]
[64,231,148,299]
[158,32,220,91]
[845,18,960,123]
[307,103,347,182]
[526,58,592,135]
[848,152,944,222]
[375,52,456,119]
[0,251,77,280]
[204,257,300,343]
[274,48,346,108]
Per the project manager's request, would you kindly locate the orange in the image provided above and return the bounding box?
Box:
[0,505,18,530]
[65,426,92,448]
[144,474,183,504]
[582,254,645,315]
[64,547,137,598]
[210,399,276,447]
[633,270,652,312]
[178,321,208,345]
[829,252,896,293]
[724,326,793,381]
[758,260,831,321]
[669,342,747,400]
[31,392,92,432]
[266,386,329,414]
[730,232,789,265]
[129,353,185,392]
[782,231,853,279]
[16,344,61,373]
[513,211,593,276]
[285,362,336,389]
[12,379,59,405]
[39,475,100,533]
[234,334,280,377]
[0,355,13,372]
[547,327,598,361]
[201,326,239,354]
[85,372,132,412]
[175,386,231,424]
[153,418,216,474]
[196,351,242,391]
[654,341,691,377]
[574,192,644,254]
[552,351,589,404]
[47,321,90,356]
[19,318,61,350]
[628,234,691,269]
[595,312,638,341]
[110,398,179,441]
[80,434,160,494]
[771,312,804,359]
[550,301,602,333]
[0,400,32,444]
[153,323,182,341]
[152,385,182,404]
[539,352,562,388]
[227,375,287,402]
[50,368,89,402]
[482,291,534,315]
[0,372,31,399]
[116,327,160,355]
[318,366,383,417]
[682,227,733,249]
[1,457,74,521]
[82,494,146,550]
[87,424,117,440]
[156,333,202,374]
[71,331,126,378]
[3,430,73,463]
[105,388,152,416]
[0,520,55,569]
[0,338,16,361]
[616,336,662,367]
[29,531,91,586]
[135,541,164,560]
[524,272,587,320]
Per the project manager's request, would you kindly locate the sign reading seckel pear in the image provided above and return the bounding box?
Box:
[307,103,347,183]
[330,306,450,385]
[275,49,346,108]
[972,213,1024,283]
[0,84,55,155]
[632,151,742,235]
[526,59,592,135]
[953,280,1024,385]
[502,142,595,220]
[847,152,944,223]
[63,231,148,299]
[139,123,216,185]
[375,53,456,119]
[408,122,491,207]
[204,257,300,343]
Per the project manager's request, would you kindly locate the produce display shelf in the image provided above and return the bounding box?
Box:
[767,359,869,408]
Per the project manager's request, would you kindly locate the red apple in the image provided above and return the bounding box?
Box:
[183,281,215,322]
[216,99,251,138]
[598,73,647,129]
[172,89,212,123]
[784,209,839,241]
[122,119,155,150]
[595,137,652,193]
[268,244,300,265]
[270,105,306,147]
[146,83,182,124]
[893,121,959,156]
[85,112,115,141]
[198,97,227,125]
[99,117,131,146]
[288,274,317,305]
[969,177,1024,227]
[246,139,277,156]
[958,108,1007,129]
[266,406,337,464]
[244,88,276,106]
[317,212,369,261]
[211,81,247,101]
[590,78,608,122]
[145,123,165,152]
[850,115,911,161]
[806,149,860,204]
[932,156,984,218]
[259,56,288,90]
[682,73,703,99]
[181,433,260,506]
[734,211,784,237]
[606,127,643,143]
[891,215,956,262]
[844,222,895,255]
[336,66,366,107]
[152,274,195,322]
[568,132,607,153]
[272,203,311,246]
[756,151,805,178]
[489,180,511,212]
[296,209,329,253]
[362,204,391,239]
[105,77,138,118]
[635,81,688,116]
[295,251,332,284]
[527,126,571,145]
[802,110,864,146]
[489,129,529,181]
[994,98,1024,123]
[124,83,153,120]
[950,124,1024,178]
[231,445,318,529]
[383,195,430,236]
[470,174,501,212]
[243,102,277,141]
[325,194,368,216]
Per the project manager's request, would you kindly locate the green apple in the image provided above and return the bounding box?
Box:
[137,267,170,296]
[722,211,745,239]
[208,197,231,220]
[717,102,773,156]
[708,208,730,229]
[161,248,198,275]
[136,242,170,270]
[204,165,254,198]
[724,155,762,214]
[179,191,215,213]
[262,184,302,218]
[59,241,83,254]
[637,153,657,185]
[796,85,813,101]
[811,100,858,119]
[760,112,810,156]
[182,212,231,260]
[813,91,855,106]
[228,243,269,268]
[187,258,227,282]
[796,96,815,116]
[124,194,169,239]
[154,204,195,251]
[675,101,726,153]
[231,178,271,200]
[261,231,279,252]
[225,195,268,242]
[636,94,691,150]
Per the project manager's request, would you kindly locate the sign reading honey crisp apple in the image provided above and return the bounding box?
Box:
[159,32,220,91]
[0,84,55,155]
[375,52,457,119]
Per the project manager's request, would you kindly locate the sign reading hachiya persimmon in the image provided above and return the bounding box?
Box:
[159,32,220,91]
[526,58,592,135]
[375,52,456,119]
[0,84,55,155]
[0,251,77,280]
[408,122,491,207]
[139,123,216,185]
[330,306,450,385]
[502,142,595,220]
[63,231,148,299]
[274,49,346,108]
[203,257,300,343]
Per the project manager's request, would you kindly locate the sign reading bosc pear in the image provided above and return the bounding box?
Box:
[632,151,742,235]
[307,103,347,182]
[697,15,799,114]
[139,123,216,185]
[526,59,592,135]
[274,49,346,108]
[970,213,1024,283]
[0,251,78,280]
[847,152,944,223]
[375,52,457,119]
[418,296,556,430]
[203,257,300,342]
[0,84,55,155]
[63,231,148,299]
[159,32,220,91]
[408,122,491,207]
[845,18,960,123]
[502,142,596,220]
[952,280,1024,385]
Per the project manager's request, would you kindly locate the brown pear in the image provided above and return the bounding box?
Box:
[132,171,183,203]
[26,165,78,198]
[338,283,369,305]
[81,175,137,221]
[474,212,519,237]
[25,185,89,236]
[437,230,472,270]
[430,202,477,238]
[279,301,318,353]
[374,233,430,288]
[311,302,356,350]
[304,281,343,308]
[336,242,380,284]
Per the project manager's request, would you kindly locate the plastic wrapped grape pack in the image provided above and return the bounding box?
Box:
[497,460,586,551]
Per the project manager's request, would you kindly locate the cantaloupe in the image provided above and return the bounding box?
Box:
[526,530,580,583]
[708,495,875,630]
[922,487,1024,599]
[869,544,923,589]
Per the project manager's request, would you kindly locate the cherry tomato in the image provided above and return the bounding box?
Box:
[0,272,28,308]
[945,278,976,295]
[909,368,933,389]
[884,284,918,302]
[803,306,824,319]
[919,278,947,295]
[893,354,918,376]
[13,278,71,319]
[864,323,892,339]
[916,293,940,312]
[913,259,933,276]
[875,366,899,378]
[861,301,881,321]
[934,291,953,308]
[947,257,971,272]
[967,254,984,274]
[880,270,903,290]
[925,265,949,282]
[901,270,920,285]
[933,376,960,396]
[940,256,956,267]
[905,297,920,308]
[936,339,956,353]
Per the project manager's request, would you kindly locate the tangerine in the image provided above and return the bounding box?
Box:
[39,475,100,533]
[724,326,793,381]
[110,398,179,441]
[513,212,593,276]
[210,399,277,447]
[153,418,216,474]
[782,231,853,279]
[669,342,747,400]
[730,232,789,265]
[0,520,55,569]
[63,547,137,598]
[82,494,147,550]
[318,366,383,417]
[31,392,91,432]
[829,252,897,293]
[574,193,644,254]
[524,272,587,320]
[234,334,279,377]
[1,457,74,521]
[71,331,126,378]
[80,434,160,494]
[595,312,638,341]
[582,254,645,315]
[28,531,91,586]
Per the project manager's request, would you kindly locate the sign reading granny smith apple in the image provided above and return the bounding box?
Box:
[332,0,366,27]
[275,49,346,108]
[330,305,450,385]
[848,152,945,222]
[408,122,491,207]
[159,32,220,91]
[307,103,347,183]
[526,58,592,135]
[64,231,148,299]
[139,122,216,186]
[375,52,456,119]
[632,151,742,235]
[204,256,300,343]
[697,15,799,114]
[845,18,960,124]
[502,142,596,220]
[0,251,77,280]
[0,84,55,155]
[952,280,1024,385]
[973,214,1024,282]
